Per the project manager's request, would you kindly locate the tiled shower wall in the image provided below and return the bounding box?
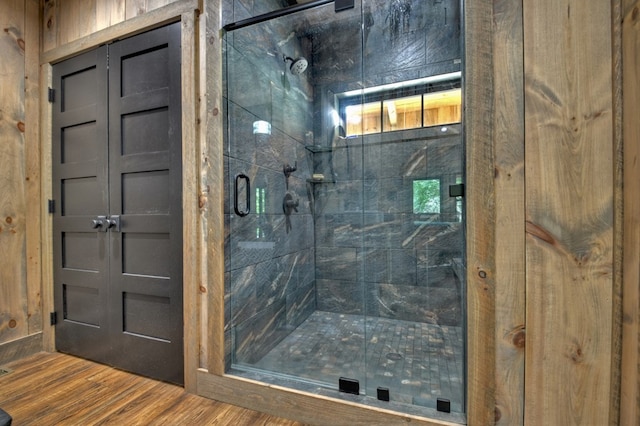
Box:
[307,0,464,327]
[312,129,464,326]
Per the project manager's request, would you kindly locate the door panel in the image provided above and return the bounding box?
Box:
[107,22,183,384]
[53,46,109,363]
[53,23,183,385]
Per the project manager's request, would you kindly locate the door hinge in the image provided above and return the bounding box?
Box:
[50,312,58,325]
[48,199,55,214]
[48,87,55,103]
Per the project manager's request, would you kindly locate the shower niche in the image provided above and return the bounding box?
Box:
[223,0,465,419]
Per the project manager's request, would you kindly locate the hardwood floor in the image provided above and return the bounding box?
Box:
[0,352,305,425]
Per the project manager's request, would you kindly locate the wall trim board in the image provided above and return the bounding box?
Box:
[40,0,199,65]
[491,0,526,423]
[201,0,225,376]
[611,0,624,424]
[464,0,498,423]
[40,62,54,353]
[0,333,43,366]
[180,9,200,393]
[621,0,640,424]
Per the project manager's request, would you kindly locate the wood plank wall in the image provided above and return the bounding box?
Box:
[523,1,621,425]
[0,0,42,363]
[492,0,525,424]
[0,0,635,424]
[42,0,179,51]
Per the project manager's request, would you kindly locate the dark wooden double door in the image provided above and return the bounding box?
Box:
[52,23,183,384]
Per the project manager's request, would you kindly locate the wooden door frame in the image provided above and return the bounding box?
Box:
[40,0,200,392]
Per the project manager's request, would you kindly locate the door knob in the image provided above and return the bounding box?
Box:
[92,215,107,230]
[106,215,121,232]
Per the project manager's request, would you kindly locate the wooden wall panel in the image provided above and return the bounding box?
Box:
[622,0,640,423]
[25,0,43,335]
[492,0,525,424]
[41,0,57,53]
[127,0,175,19]
[96,0,126,32]
[58,0,97,45]
[0,0,42,353]
[41,0,183,51]
[524,0,615,424]
[0,0,29,344]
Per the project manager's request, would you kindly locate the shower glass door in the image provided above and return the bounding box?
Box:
[223,0,465,417]
[224,0,366,390]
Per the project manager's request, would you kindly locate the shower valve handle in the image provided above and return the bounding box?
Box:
[283,162,297,178]
[283,193,299,215]
[287,198,299,212]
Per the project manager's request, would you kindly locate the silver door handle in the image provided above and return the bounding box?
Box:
[92,215,107,230]
[106,215,121,232]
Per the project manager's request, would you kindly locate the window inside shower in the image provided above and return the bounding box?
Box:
[339,76,462,136]
[222,0,465,419]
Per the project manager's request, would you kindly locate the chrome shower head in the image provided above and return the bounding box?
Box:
[284,56,308,75]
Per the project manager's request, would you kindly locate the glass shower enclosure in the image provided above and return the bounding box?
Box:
[223,0,465,418]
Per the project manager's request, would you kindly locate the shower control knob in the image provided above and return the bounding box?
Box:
[283,162,297,178]
[283,193,299,215]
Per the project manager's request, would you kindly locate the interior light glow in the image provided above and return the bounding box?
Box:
[253,120,271,135]
[330,110,341,127]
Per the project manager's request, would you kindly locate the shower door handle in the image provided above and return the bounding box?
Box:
[234,173,251,217]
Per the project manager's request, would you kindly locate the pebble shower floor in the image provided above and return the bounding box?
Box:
[254,311,464,413]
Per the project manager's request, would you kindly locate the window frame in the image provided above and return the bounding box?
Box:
[338,76,462,137]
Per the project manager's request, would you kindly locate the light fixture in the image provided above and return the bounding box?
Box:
[330,109,341,127]
[253,120,271,135]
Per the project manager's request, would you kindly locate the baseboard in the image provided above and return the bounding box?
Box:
[0,333,43,365]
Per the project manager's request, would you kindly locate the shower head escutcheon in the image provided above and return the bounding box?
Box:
[283,55,308,75]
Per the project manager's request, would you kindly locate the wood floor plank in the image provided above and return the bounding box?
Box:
[93,380,184,425]
[147,393,230,424]
[74,373,162,424]
[28,363,157,425]
[0,353,97,403]
[3,363,106,420]
[0,352,305,425]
